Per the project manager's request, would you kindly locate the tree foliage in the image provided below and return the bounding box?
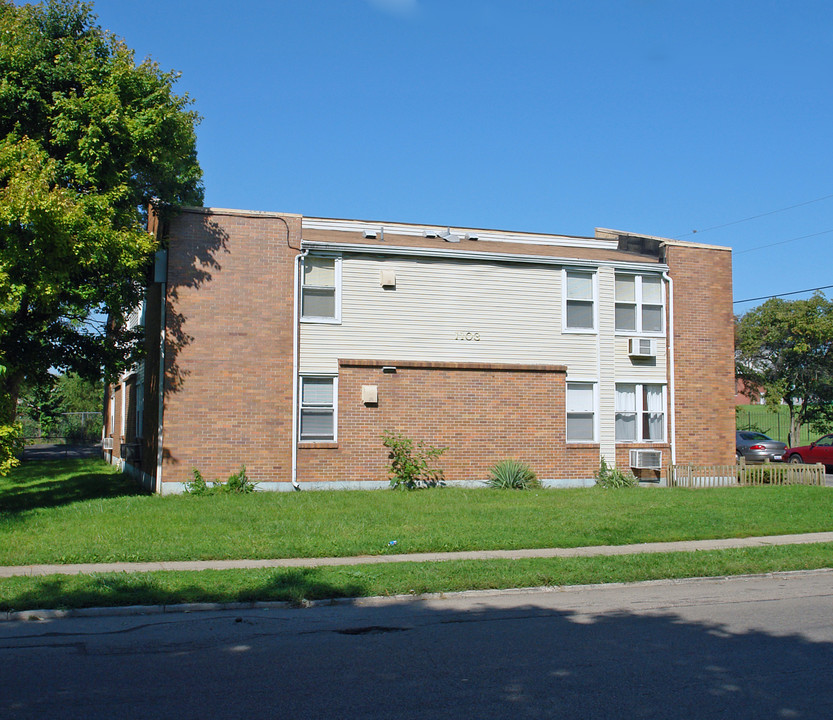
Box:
[736,294,833,446]
[54,372,102,413]
[0,0,203,471]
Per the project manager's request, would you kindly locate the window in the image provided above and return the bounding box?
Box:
[135,374,144,440]
[567,382,596,442]
[564,270,596,332]
[615,384,665,442]
[615,274,664,334]
[299,376,337,441]
[302,256,341,322]
[120,382,127,438]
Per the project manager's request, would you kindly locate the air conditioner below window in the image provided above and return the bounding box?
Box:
[103,437,113,451]
[630,449,662,469]
[628,337,656,358]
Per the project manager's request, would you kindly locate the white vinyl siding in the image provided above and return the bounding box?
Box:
[300,257,602,375]
[615,383,665,442]
[299,376,337,441]
[596,267,617,463]
[567,382,596,442]
[613,335,668,381]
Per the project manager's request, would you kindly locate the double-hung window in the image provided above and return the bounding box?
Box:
[615,384,665,442]
[615,274,664,334]
[302,255,341,322]
[299,376,337,441]
[563,270,596,332]
[109,390,116,435]
[566,382,596,442]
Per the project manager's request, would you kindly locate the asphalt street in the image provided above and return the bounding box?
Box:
[3,570,833,719]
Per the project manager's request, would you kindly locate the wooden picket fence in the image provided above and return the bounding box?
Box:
[667,462,825,488]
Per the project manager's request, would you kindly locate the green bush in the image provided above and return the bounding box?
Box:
[185,466,257,495]
[486,459,540,489]
[225,466,256,493]
[382,431,446,490]
[64,414,104,444]
[594,457,638,488]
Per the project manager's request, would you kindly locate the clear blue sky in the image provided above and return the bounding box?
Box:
[88,0,833,312]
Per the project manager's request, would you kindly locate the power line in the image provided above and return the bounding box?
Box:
[734,228,833,255]
[674,192,833,239]
[734,284,833,305]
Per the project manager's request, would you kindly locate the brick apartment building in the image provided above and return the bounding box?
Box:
[103,207,735,493]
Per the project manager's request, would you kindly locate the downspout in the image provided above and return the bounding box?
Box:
[663,270,676,468]
[154,250,168,495]
[291,248,309,490]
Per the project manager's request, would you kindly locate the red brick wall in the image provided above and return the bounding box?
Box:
[133,212,734,488]
[614,445,671,481]
[297,359,581,484]
[158,209,301,487]
[665,243,735,464]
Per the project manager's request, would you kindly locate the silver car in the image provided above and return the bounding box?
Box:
[736,431,786,463]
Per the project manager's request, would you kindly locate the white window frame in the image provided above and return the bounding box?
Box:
[566,381,597,443]
[614,273,665,335]
[298,375,338,442]
[562,269,597,334]
[109,390,116,435]
[120,382,127,438]
[135,375,144,440]
[301,255,342,324]
[615,383,666,443]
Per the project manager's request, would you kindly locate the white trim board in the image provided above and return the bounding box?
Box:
[301,241,669,273]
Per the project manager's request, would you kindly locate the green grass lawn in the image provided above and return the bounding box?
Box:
[2,458,832,612]
[3,544,833,613]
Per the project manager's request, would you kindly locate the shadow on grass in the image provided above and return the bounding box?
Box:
[0,459,147,515]
[0,568,366,612]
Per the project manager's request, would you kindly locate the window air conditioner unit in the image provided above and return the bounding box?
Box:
[628,337,656,358]
[103,437,114,451]
[630,449,662,470]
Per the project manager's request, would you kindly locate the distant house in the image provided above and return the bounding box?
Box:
[103,207,735,492]
[735,377,765,405]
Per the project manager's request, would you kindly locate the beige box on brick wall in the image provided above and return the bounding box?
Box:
[361,385,378,404]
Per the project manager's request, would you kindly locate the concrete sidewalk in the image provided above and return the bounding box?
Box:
[3,531,833,578]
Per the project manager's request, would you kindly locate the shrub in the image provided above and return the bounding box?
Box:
[594,457,638,488]
[486,459,540,489]
[225,466,257,493]
[185,468,212,495]
[185,466,257,495]
[64,415,104,444]
[382,431,446,490]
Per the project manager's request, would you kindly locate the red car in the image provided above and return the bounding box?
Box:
[784,434,833,470]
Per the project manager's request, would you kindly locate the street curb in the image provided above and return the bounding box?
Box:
[4,568,833,623]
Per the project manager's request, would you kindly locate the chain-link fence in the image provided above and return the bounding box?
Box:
[735,405,825,446]
[19,411,103,445]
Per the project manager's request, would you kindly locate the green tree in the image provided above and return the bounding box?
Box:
[54,372,102,413]
[0,0,203,471]
[736,294,833,446]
